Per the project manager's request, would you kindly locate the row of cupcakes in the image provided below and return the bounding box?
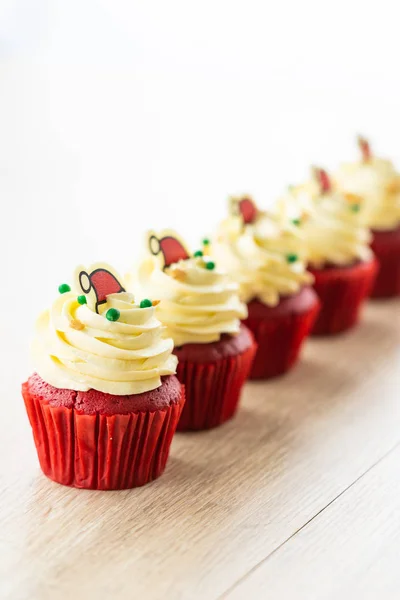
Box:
[22,253,255,490]
[22,135,400,491]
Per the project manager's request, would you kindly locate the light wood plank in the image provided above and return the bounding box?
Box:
[225,443,400,600]
[1,301,399,600]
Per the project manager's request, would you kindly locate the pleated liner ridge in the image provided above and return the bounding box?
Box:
[370,227,400,298]
[310,258,379,335]
[22,383,185,490]
[244,298,320,380]
[176,341,256,431]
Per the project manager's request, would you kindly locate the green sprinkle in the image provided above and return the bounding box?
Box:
[58,283,71,294]
[140,298,152,308]
[77,295,87,305]
[205,260,216,270]
[193,250,203,257]
[202,238,210,246]
[286,254,298,263]
[351,204,361,213]
[106,308,120,321]
[291,218,301,226]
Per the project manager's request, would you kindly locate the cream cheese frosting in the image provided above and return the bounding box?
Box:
[32,265,177,395]
[213,198,313,307]
[131,231,247,347]
[335,138,400,231]
[283,173,373,268]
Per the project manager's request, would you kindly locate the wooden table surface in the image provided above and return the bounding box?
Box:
[1,301,400,600]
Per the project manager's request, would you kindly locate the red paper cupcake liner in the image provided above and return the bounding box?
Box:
[176,338,256,431]
[309,258,378,336]
[22,383,185,490]
[370,226,400,298]
[243,287,320,380]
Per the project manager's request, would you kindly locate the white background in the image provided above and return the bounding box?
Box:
[1,0,400,381]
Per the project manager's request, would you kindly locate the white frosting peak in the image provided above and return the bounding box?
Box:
[132,246,247,347]
[335,155,400,231]
[213,209,313,307]
[280,184,373,267]
[32,284,177,394]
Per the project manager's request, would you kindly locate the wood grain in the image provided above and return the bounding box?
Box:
[225,444,400,600]
[1,301,400,600]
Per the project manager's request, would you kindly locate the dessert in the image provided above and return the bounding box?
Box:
[212,196,320,378]
[22,263,184,489]
[290,168,378,334]
[132,231,256,430]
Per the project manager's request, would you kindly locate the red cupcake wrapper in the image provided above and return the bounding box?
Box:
[370,227,400,298]
[176,341,256,431]
[244,287,320,380]
[309,258,378,336]
[22,383,185,490]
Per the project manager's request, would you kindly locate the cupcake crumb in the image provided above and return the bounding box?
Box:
[70,319,85,331]
[169,268,186,281]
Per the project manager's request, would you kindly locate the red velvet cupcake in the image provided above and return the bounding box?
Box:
[134,230,256,430]
[212,196,319,379]
[335,136,400,298]
[298,168,378,335]
[22,263,184,489]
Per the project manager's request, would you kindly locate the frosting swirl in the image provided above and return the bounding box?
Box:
[133,254,247,347]
[213,210,313,307]
[32,291,177,394]
[283,184,373,267]
[335,157,400,231]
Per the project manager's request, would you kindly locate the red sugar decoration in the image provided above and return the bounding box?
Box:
[313,167,331,194]
[149,234,190,268]
[88,270,124,304]
[238,197,258,224]
[357,135,372,162]
[78,267,125,313]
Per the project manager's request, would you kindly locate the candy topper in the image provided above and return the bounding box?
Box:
[357,135,371,162]
[311,166,331,194]
[147,230,191,270]
[229,195,258,225]
[74,262,126,313]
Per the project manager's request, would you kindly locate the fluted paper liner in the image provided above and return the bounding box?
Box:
[22,384,185,490]
[370,228,400,298]
[176,341,256,431]
[310,258,378,335]
[244,289,320,379]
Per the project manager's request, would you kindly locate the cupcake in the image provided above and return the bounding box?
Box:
[22,263,184,489]
[335,136,400,297]
[212,196,320,379]
[290,168,378,335]
[131,231,256,431]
